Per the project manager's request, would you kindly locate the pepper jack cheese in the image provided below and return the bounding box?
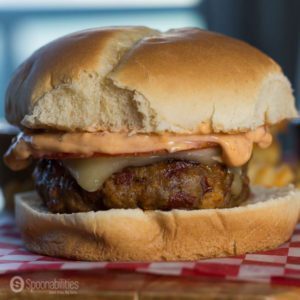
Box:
[64,148,221,192]
[64,150,245,193]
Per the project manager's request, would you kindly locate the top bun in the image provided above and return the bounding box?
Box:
[5,27,297,134]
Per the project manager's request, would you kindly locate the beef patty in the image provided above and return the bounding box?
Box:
[34,159,249,213]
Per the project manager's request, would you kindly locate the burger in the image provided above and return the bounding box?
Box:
[3,27,300,261]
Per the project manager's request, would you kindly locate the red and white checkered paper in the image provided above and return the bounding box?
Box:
[1,214,300,286]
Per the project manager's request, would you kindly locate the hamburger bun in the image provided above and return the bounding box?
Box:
[15,186,300,261]
[5,27,296,134]
[6,27,299,262]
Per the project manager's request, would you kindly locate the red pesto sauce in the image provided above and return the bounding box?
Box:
[4,126,272,171]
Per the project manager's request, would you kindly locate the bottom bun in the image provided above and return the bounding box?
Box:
[15,186,300,261]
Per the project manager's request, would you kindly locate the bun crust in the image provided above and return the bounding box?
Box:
[15,186,300,261]
[6,27,296,134]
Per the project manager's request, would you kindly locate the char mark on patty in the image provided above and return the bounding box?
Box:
[34,159,249,213]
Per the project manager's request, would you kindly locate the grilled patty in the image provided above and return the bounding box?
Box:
[34,159,249,213]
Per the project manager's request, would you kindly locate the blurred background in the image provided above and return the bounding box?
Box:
[0,0,299,116]
[0,0,300,116]
[0,0,300,208]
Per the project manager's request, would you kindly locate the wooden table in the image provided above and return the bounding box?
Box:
[0,270,300,299]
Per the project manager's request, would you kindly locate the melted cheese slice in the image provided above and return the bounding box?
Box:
[64,148,220,192]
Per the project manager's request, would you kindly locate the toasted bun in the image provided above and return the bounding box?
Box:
[6,27,296,134]
[15,186,300,261]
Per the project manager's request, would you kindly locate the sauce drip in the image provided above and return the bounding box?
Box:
[3,126,272,171]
